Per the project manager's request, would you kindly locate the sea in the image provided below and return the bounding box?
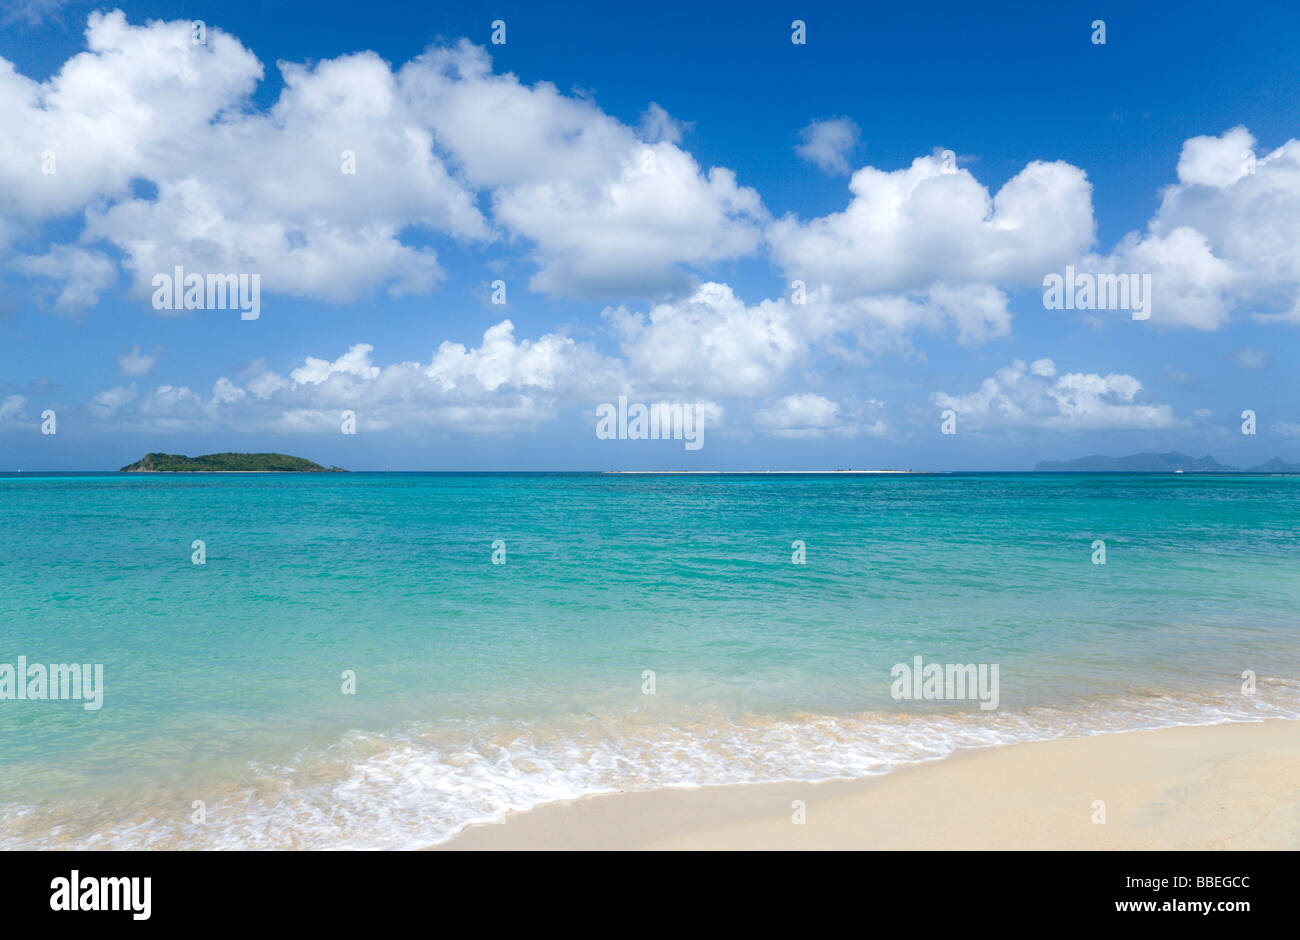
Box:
[1,471,1297,848]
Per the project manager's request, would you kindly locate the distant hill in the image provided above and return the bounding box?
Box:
[1035,452,1231,472]
[120,452,344,472]
[1034,451,1300,472]
[1244,457,1300,473]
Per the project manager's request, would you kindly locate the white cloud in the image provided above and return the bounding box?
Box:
[1088,127,1300,328]
[118,344,159,377]
[795,118,860,176]
[639,102,687,145]
[933,359,1179,432]
[428,320,621,396]
[834,282,1014,347]
[213,377,245,404]
[0,13,485,308]
[604,282,802,398]
[769,153,1095,297]
[75,287,878,438]
[13,246,115,313]
[388,40,765,298]
[8,13,1300,362]
[0,394,29,427]
[2,15,763,311]
[0,11,265,221]
[81,319,622,436]
[1086,226,1235,329]
[766,152,1094,345]
[1176,125,1257,189]
[754,393,883,439]
[1230,347,1268,369]
[80,35,489,305]
[771,125,1300,335]
[1,0,69,26]
[290,344,382,386]
[90,383,136,417]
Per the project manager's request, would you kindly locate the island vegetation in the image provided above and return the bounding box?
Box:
[120,453,344,472]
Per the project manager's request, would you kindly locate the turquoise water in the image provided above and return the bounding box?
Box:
[1,472,1298,848]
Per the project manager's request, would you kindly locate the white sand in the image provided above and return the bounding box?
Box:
[439,719,1300,850]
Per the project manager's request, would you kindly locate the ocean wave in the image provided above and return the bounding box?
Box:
[3,680,1297,850]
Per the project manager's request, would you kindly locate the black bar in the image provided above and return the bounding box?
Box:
[0,850,1283,927]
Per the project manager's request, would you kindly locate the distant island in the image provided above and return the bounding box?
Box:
[120,453,345,472]
[1034,451,1300,473]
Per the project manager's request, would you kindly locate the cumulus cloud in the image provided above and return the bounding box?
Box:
[828,282,1015,348]
[403,42,764,298]
[754,393,884,439]
[15,14,1300,459]
[118,344,159,377]
[2,13,763,311]
[73,286,845,438]
[427,320,615,395]
[933,359,1178,432]
[603,282,802,398]
[79,319,625,436]
[12,246,115,313]
[290,344,381,386]
[89,382,136,417]
[1085,126,1300,329]
[1177,125,1257,189]
[599,277,1015,406]
[1085,227,1234,329]
[795,118,860,176]
[0,11,266,221]
[770,153,1095,296]
[2,12,485,307]
[639,102,687,145]
[767,152,1094,344]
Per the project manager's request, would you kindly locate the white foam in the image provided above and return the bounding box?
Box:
[2,681,1297,849]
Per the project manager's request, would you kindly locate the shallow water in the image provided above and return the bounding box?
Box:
[1,472,1297,847]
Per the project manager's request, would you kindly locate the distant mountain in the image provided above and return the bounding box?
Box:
[1035,452,1231,472]
[1245,457,1300,473]
[120,452,344,472]
[1035,451,1300,472]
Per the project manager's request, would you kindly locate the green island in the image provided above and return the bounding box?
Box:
[119,452,345,472]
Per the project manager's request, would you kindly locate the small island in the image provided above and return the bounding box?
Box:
[120,452,345,473]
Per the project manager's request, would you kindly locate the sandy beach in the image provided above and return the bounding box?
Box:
[439,719,1300,850]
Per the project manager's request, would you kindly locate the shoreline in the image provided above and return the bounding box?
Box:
[438,719,1300,850]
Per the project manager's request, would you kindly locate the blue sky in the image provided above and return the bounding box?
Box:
[2,0,1300,470]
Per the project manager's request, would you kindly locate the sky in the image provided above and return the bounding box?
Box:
[2,0,1300,471]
